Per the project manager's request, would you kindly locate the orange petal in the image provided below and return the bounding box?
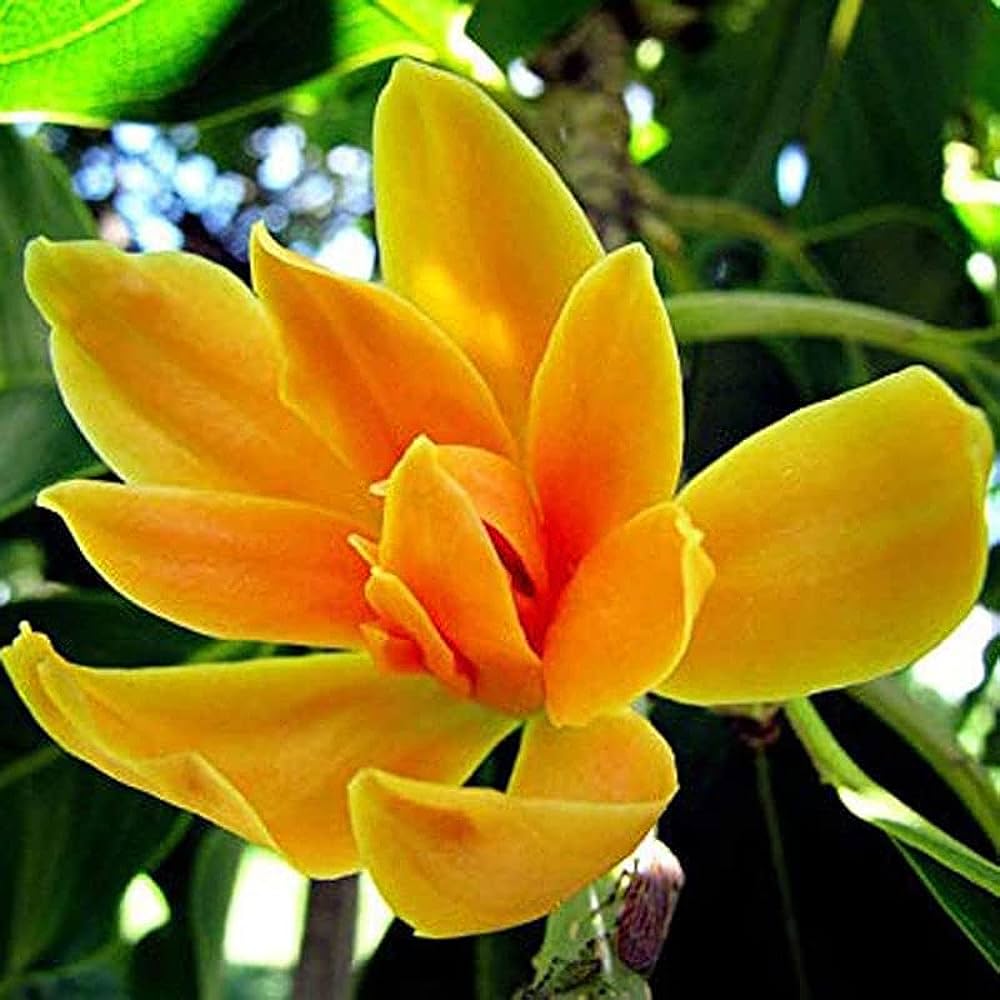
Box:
[437,445,548,597]
[39,480,369,647]
[663,367,993,704]
[363,566,469,696]
[348,711,676,936]
[543,501,714,727]
[527,245,684,577]
[2,627,514,876]
[508,711,677,805]
[250,225,514,481]
[374,60,603,431]
[379,438,543,715]
[25,239,373,525]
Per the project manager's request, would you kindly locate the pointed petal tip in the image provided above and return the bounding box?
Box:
[1,621,46,669]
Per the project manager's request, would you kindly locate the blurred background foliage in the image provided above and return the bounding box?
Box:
[0,1,999,997]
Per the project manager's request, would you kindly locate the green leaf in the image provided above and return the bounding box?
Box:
[0,127,102,521]
[898,843,1000,972]
[189,831,244,999]
[785,698,1000,951]
[0,590,220,672]
[653,0,832,208]
[650,696,998,993]
[0,589,255,759]
[0,385,102,521]
[850,677,1000,854]
[0,752,188,989]
[466,0,598,65]
[0,126,94,384]
[981,545,1000,612]
[129,829,244,1000]
[0,1,460,125]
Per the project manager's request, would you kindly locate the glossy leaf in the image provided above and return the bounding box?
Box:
[0,751,188,988]
[0,0,460,124]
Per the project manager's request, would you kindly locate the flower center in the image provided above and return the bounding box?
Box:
[352,440,551,716]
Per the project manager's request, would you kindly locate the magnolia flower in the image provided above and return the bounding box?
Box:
[2,61,991,936]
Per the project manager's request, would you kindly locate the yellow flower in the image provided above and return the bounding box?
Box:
[1,61,992,936]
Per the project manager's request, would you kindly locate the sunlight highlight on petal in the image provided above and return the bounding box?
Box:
[251,225,514,481]
[374,59,603,431]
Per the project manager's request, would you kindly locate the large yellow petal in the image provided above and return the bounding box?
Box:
[379,438,543,715]
[527,246,684,576]
[349,711,676,936]
[374,59,603,431]
[39,481,370,647]
[2,628,514,876]
[25,239,373,525]
[542,501,714,727]
[662,367,993,704]
[250,225,514,481]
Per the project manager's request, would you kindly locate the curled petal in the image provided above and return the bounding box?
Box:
[40,481,370,647]
[250,225,514,481]
[349,711,676,936]
[374,59,603,430]
[663,367,993,704]
[380,438,542,715]
[527,245,684,574]
[437,445,548,597]
[364,567,469,696]
[2,628,514,875]
[25,239,372,524]
[543,502,714,727]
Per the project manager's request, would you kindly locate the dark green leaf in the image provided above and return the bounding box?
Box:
[0,127,102,521]
[648,694,998,993]
[898,843,1000,972]
[798,1,989,221]
[0,127,94,385]
[0,753,188,987]
[0,590,246,759]
[129,829,244,1000]
[466,0,598,65]
[0,590,219,670]
[980,545,1000,612]
[190,831,244,999]
[0,385,102,521]
[0,1,459,125]
[653,0,832,208]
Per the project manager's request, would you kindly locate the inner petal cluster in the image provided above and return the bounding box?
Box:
[346,433,716,728]
[352,438,551,717]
